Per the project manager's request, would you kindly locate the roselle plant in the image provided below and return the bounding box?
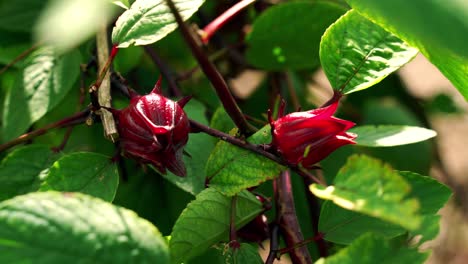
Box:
[0,0,465,263]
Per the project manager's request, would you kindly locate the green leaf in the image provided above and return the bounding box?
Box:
[228,243,263,264]
[0,0,47,32]
[319,170,451,244]
[399,171,451,243]
[112,0,205,48]
[113,45,144,74]
[345,0,468,100]
[0,31,31,65]
[112,0,130,9]
[319,201,404,245]
[162,99,214,195]
[0,145,59,202]
[207,125,285,196]
[39,152,119,202]
[246,1,346,70]
[210,106,235,134]
[425,93,463,115]
[170,188,263,263]
[310,155,421,230]
[410,214,440,245]
[34,0,116,53]
[320,10,418,94]
[315,233,428,264]
[2,47,81,140]
[399,171,451,215]
[350,125,437,147]
[0,191,169,263]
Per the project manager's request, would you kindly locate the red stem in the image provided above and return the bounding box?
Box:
[0,42,42,75]
[276,170,312,264]
[201,0,257,44]
[0,110,90,152]
[190,119,325,186]
[165,0,256,135]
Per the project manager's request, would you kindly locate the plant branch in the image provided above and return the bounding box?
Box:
[166,0,256,135]
[200,0,256,44]
[189,119,325,186]
[0,110,90,152]
[95,27,119,142]
[143,46,182,97]
[265,224,280,264]
[276,170,312,264]
[0,42,42,75]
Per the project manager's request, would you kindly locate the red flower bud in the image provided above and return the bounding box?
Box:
[269,94,356,168]
[110,78,190,177]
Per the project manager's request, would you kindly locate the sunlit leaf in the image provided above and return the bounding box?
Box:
[320,10,418,94]
[112,0,205,48]
[310,155,421,230]
[350,125,437,147]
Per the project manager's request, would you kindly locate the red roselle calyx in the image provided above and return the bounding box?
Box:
[108,78,190,177]
[269,92,356,169]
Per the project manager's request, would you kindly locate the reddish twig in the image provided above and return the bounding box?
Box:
[165,0,256,135]
[0,42,42,75]
[189,119,325,186]
[0,110,90,152]
[200,0,257,44]
[276,170,312,264]
[143,46,182,97]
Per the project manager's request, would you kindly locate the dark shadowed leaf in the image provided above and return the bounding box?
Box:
[315,233,428,264]
[39,152,119,202]
[246,1,346,70]
[0,0,46,32]
[228,243,263,264]
[319,201,404,245]
[0,145,59,202]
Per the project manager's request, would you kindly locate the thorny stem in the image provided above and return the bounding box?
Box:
[0,110,90,152]
[276,170,312,264]
[189,119,325,186]
[200,0,257,44]
[166,0,256,135]
[143,46,182,97]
